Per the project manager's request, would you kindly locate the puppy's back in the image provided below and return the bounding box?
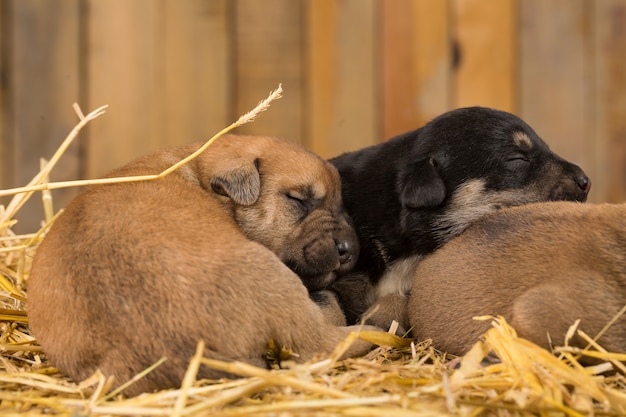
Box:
[409,202,626,356]
[28,163,259,384]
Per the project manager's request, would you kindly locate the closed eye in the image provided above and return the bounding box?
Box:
[508,153,529,162]
[286,193,309,213]
[505,153,530,170]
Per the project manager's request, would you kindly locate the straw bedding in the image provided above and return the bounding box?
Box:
[2,92,626,416]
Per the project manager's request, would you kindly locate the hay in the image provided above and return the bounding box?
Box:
[2,88,626,416]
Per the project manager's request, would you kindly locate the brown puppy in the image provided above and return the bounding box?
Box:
[27,135,376,396]
[409,201,626,358]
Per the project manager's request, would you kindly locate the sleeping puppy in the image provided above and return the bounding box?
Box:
[27,135,377,396]
[328,107,590,331]
[409,201,626,358]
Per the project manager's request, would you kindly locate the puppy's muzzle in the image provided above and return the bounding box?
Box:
[575,173,591,198]
[301,237,357,276]
[336,239,355,266]
[552,162,591,202]
[569,168,591,202]
[289,224,359,292]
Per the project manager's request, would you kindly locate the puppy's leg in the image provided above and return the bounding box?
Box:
[335,325,381,358]
[330,273,377,325]
[362,293,409,335]
[511,283,588,352]
[310,290,348,326]
[307,290,382,358]
[255,268,380,363]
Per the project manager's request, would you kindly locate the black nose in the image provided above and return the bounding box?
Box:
[576,174,591,194]
[336,240,354,265]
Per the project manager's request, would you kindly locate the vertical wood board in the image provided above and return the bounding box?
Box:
[5,0,81,231]
[413,0,452,127]
[0,1,8,189]
[381,0,419,139]
[85,0,162,177]
[519,0,588,180]
[592,0,626,202]
[305,0,337,157]
[306,0,378,158]
[234,0,304,142]
[160,0,232,147]
[453,0,517,112]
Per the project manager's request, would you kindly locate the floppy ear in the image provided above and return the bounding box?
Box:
[399,157,447,209]
[210,158,261,206]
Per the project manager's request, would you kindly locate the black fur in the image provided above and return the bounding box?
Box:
[329,106,590,325]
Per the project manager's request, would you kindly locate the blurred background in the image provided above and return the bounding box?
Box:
[1,0,625,231]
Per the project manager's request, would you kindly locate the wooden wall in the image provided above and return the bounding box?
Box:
[1,0,626,231]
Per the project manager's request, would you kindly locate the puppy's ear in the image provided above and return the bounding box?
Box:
[399,158,446,209]
[210,159,261,206]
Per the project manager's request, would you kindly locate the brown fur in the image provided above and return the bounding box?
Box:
[27,135,376,396]
[409,201,626,358]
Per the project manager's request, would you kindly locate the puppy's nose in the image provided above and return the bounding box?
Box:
[336,240,355,265]
[576,174,591,194]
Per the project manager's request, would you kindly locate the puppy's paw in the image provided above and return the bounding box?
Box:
[362,293,410,335]
[336,324,383,358]
[364,316,408,337]
[344,324,384,334]
[310,289,347,326]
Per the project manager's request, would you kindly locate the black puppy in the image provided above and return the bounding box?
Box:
[327,106,590,331]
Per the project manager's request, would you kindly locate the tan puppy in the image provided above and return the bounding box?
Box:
[409,201,626,358]
[27,135,376,396]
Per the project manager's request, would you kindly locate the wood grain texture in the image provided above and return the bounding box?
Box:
[85,0,232,178]
[0,1,7,189]
[2,0,626,231]
[305,0,337,157]
[413,0,452,127]
[85,0,162,177]
[4,0,81,231]
[160,0,231,147]
[453,0,516,112]
[592,0,626,203]
[382,0,454,137]
[381,0,419,139]
[306,0,378,158]
[234,0,304,142]
[519,0,589,193]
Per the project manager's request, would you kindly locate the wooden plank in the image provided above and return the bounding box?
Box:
[233,0,304,143]
[0,1,7,190]
[381,0,419,139]
[519,0,589,196]
[306,0,378,158]
[453,0,516,112]
[5,0,81,232]
[413,0,452,127]
[305,0,337,157]
[160,0,231,147]
[85,0,161,178]
[86,0,232,178]
[382,0,452,137]
[592,0,626,203]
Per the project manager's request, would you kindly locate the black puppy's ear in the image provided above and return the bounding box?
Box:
[210,159,261,206]
[399,158,446,209]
